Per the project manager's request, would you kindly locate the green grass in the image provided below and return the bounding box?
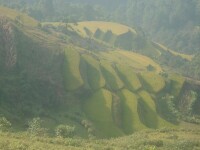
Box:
[81,54,105,90]
[117,89,147,134]
[116,64,142,91]
[116,50,162,73]
[63,48,84,91]
[0,6,38,27]
[100,61,124,90]
[140,72,166,93]
[98,50,162,73]
[138,91,174,128]
[83,89,124,137]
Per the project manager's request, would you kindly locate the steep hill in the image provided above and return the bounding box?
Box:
[0,7,200,139]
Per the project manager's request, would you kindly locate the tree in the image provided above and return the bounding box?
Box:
[27,117,47,137]
[147,64,155,71]
[0,117,11,132]
[55,124,75,138]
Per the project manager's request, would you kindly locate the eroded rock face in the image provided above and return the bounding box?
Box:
[0,16,17,69]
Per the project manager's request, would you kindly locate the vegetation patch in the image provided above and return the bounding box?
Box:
[98,50,162,73]
[116,64,142,91]
[81,54,105,90]
[63,48,84,91]
[116,50,162,73]
[138,91,174,128]
[100,61,124,91]
[83,89,123,137]
[118,89,147,134]
[93,28,104,40]
[102,30,116,44]
[140,72,165,93]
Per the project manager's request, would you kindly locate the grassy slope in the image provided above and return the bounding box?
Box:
[100,61,124,90]
[99,50,162,72]
[140,72,165,93]
[0,6,38,27]
[83,89,124,137]
[81,54,105,90]
[63,48,84,91]
[118,89,147,134]
[116,64,142,91]
[116,50,162,73]
[138,91,174,128]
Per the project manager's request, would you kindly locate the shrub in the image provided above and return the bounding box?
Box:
[174,140,199,150]
[147,64,155,71]
[55,125,75,138]
[144,140,164,147]
[27,117,47,137]
[0,117,11,132]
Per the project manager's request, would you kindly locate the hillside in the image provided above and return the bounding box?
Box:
[0,6,200,142]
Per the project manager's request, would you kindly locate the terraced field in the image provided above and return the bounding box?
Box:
[69,21,137,36]
[81,54,106,90]
[63,48,84,91]
[140,72,166,93]
[62,49,184,137]
[116,64,142,91]
[138,91,174,128]
[83,89,124,137]
[118,89,147,133]
[100,61,124,91]
[0,7,188,138]
[99,50,162,72]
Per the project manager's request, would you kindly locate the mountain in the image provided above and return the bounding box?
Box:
[0,5,200,141]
